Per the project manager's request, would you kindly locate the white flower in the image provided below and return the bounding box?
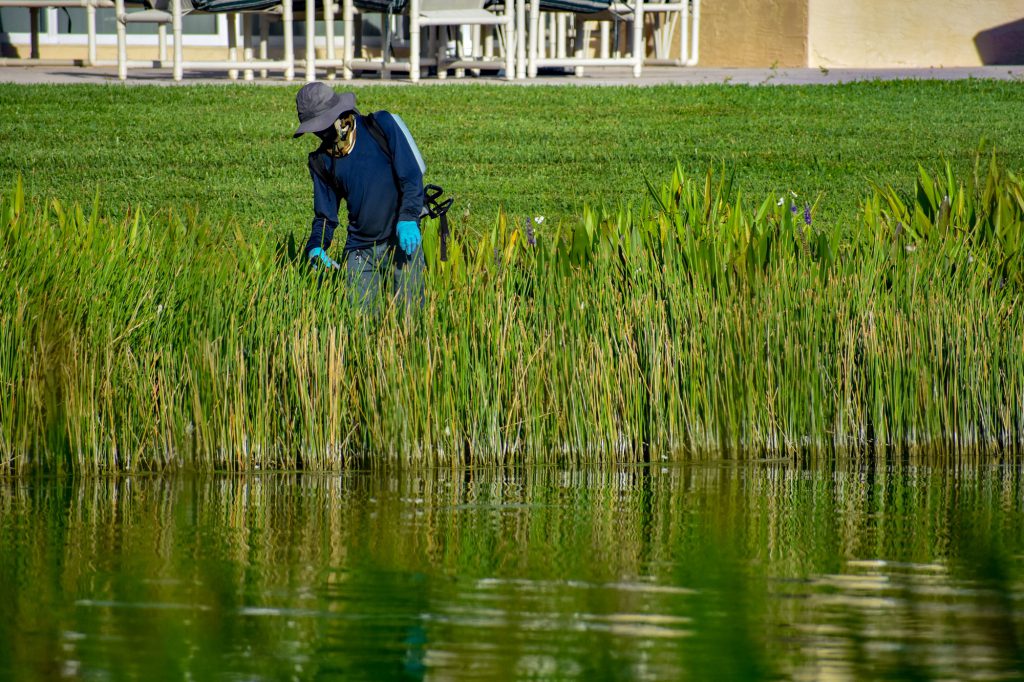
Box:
[533,216,545,225]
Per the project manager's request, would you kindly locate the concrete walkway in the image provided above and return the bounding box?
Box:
[1,63,1023,86]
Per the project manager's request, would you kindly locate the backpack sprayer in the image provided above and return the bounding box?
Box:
[309,111,455,261]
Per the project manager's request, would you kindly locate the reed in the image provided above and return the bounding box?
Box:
[2,155,1022,474]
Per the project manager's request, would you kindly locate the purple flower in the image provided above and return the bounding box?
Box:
[790,204,798,215]
[803,204,812,226]
[525,217,536,246]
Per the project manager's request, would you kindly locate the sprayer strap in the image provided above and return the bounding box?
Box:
[362,113,392,160]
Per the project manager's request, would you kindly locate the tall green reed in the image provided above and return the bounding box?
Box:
[1,155,1022,474]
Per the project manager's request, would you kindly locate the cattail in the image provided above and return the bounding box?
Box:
[938,195,950,232]
[798,225,811,259]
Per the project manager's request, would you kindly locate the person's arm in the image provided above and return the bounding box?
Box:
[381,114,425,255]
[381,114,425,224]
[305,155,343,268]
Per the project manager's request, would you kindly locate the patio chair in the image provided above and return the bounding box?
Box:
[114,0,299,80]
[643,0,698,66]
[0,0,114,66]
[527,0,643,78]
[339,0,519,82]
[526,0,695,76]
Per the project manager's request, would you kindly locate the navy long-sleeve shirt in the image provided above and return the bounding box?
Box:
[304,112,424,255]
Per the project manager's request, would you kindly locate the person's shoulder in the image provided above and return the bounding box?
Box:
[367,110,399,131]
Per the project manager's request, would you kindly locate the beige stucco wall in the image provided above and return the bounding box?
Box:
[698,0,808,67]
[808,0,1024,67]
[1,44,232,62]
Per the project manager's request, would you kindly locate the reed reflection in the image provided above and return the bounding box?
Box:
[0,459,1021,680]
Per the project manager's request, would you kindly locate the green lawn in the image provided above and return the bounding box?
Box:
[1,80,1023,239]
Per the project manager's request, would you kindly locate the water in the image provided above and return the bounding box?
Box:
[1,461,1022,681]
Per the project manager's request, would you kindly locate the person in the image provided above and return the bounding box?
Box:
[292,82,425,310]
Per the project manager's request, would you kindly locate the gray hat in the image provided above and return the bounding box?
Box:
[293,83,357,138]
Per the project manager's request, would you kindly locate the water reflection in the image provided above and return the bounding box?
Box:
[0,461,1021,680]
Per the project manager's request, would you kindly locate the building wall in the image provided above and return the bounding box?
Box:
[3,1,1022,69]
[808,0,1024,67]
[697,0,808,67]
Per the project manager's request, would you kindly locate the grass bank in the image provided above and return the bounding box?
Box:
[2,150,1022,473]
[1,80,1024,238]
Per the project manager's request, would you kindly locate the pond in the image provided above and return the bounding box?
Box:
[1,459,1022,680]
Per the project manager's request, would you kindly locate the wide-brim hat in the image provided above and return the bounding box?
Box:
[293,83,357,138]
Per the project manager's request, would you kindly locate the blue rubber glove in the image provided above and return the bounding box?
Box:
[396,220,421,257]
[308,247,340,270]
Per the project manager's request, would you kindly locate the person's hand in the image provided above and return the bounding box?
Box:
[397,221,421,256]
[308,247,340,270]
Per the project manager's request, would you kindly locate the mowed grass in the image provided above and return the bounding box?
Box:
[1,79,1023,238]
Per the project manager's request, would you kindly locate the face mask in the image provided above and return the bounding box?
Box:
[317,114,356,158]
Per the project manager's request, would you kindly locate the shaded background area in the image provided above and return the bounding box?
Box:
[1,0,1023,67]
[975,17,1024,65]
